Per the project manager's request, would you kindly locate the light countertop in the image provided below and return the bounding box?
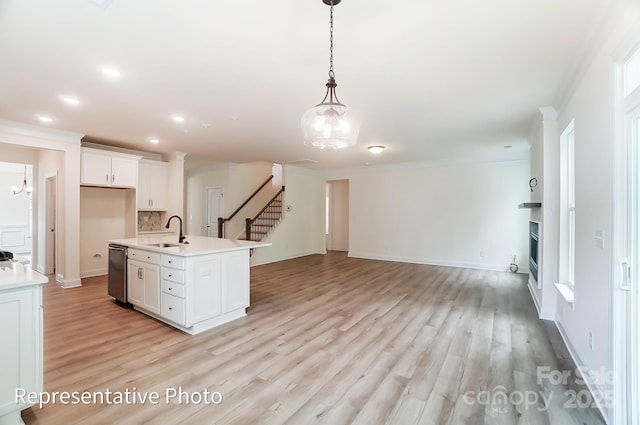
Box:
[0,261,48,291]
[108,234,271,257]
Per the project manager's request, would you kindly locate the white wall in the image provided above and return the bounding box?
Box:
[324,160,530,271]
[0,163,33,226]
[79,187,128,277]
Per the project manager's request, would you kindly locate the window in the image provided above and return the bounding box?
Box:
[559,120,575,288]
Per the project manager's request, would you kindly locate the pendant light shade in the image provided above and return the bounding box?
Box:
[302,0,359,149]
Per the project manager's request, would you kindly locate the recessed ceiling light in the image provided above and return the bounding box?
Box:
[172,116,185,123]
[368,145,385,154]
[102,67,121,78]
[149,138,159,144]
[230,115,240,121]
[202,123,211,129]
[62,96,80,105]
[38,115,54,123]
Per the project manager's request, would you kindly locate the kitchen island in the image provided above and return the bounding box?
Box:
[0,261,47,425]
[107,235,270,335]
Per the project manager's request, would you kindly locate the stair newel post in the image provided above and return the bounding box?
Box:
[245,218,252,241]
[218,217,225,239]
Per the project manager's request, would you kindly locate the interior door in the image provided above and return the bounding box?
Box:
[206,188,224,238]
[45,175,57,274]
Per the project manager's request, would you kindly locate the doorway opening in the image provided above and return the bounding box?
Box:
[206,187,224,237]
[326,180,349,252]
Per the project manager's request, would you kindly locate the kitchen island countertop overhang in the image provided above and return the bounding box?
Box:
[107,234,271,256]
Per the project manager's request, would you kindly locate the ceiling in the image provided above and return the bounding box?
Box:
[0,0,612,170]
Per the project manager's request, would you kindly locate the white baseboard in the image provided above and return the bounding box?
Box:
[80,268,107,278]
[553,320,610,424]
[250,250,325,267]
[347,251,527,274]
[527,279,543,318]
[56,274,82,288]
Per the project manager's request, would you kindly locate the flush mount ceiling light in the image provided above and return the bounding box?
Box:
[37,115,53,123]
[62,96,80,105]
[368,145,384,154]
[101,67,121,78]
[301,0,359,149]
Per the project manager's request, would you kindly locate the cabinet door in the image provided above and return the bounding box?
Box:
[81,151,111,186]
[0,287,40,416]
[138,161,168,210]
[127,259,145,307]
[221,250,250,314]
[110,157,138,188]
[127,259,160,314]
[143,264,160,313]
[149,162,168,210]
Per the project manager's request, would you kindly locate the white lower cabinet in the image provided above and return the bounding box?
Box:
[126,248,251,334]
[127,259,160,314]
[0,285,43,424]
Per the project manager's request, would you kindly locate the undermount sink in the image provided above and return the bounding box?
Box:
[144,243,179,248]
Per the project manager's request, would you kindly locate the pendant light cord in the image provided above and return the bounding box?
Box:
[329,2,335,80]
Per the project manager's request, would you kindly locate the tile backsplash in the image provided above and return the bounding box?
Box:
[138,211,163,232]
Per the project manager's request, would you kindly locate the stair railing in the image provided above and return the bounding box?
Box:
[245,186,285,242]
[217,175,274,238]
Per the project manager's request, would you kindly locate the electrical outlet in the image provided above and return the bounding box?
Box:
[588,332,594,350]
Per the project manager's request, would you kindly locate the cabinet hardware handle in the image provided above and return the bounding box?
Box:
[147,256,151,259]
[168,287,172,291]
[168,307,173,310]
[168,274,172,277]
[112,174,115,182]
[105,174,109,182]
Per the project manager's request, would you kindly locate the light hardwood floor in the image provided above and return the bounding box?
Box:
[22,252,605,425]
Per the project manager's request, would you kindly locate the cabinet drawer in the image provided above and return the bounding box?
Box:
[161,280,185,298]
[161,268,184,283]
[128,249,160,264]
[161,255,185,270]
[161,293,185,325]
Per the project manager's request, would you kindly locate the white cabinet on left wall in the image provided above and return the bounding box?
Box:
[138,159,169,210]
[81,148,140,188]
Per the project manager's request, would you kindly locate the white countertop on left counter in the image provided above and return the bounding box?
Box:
[0,261,48,290]
[107,235,271,257]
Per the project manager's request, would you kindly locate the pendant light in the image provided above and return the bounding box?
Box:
[11,164,32,196]
[301,0,359,149]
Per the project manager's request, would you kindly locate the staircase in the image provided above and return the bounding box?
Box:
[243,187,285,242]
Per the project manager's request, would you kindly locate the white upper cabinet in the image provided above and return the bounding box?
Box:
[138,159,169,210]
[80,148,140,188]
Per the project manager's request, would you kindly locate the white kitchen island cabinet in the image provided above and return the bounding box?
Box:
[0,262,47,425]
[110,235,269,335]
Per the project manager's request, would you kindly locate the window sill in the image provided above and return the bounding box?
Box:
[554,282,575,306]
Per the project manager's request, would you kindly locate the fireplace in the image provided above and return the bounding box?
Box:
[529,221,539,283]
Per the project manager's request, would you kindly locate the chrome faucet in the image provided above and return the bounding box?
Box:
[165,215,187,244]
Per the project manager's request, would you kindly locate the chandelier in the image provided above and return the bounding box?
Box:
[11,164,32,196]
[301,0,359,149]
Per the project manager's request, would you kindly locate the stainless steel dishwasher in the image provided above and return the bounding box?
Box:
[108,243,128,304]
